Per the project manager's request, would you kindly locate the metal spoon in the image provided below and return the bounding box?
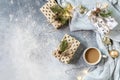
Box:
[109,39,119,58]
[102,36,119,58]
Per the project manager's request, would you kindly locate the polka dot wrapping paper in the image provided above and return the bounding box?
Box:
[40,0,62,29]
[53,34,80,64]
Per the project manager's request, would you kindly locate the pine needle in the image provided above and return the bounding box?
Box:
[50,4,71,26]
[60,40,68,52]
[100,10,112,17]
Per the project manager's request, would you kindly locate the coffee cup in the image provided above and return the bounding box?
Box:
[83,47,107,65]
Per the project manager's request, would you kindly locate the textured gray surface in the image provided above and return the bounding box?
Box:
[0,0,97,80]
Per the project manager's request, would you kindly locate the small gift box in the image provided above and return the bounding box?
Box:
[53,34,80,64]
[87,3,118,35]
[40,0,61,28]
[40,0,72,29]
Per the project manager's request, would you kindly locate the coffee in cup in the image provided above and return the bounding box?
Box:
[83,47,106,65]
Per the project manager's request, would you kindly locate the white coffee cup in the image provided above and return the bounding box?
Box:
[83,47,107,65]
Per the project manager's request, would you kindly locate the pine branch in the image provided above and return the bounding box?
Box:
[100,10,112,17]
[50,4,72,26]
[60,40,68,52]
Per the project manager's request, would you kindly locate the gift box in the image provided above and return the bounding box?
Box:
[40,0,73,29]
[87,3,118,35]
[53,34,80,64]
[40,0,72,29]
[40,0,62,29]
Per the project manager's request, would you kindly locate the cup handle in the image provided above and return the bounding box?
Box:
[102,55,108,58]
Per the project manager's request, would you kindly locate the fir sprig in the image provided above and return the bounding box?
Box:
[50,4,72,26]
[50,5,65,14]
[60,40,68,52]
[100,10,112,17]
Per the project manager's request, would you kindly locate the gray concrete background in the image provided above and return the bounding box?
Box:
[0,0,97,80]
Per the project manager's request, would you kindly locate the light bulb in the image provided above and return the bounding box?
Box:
[77,76,82,80]
[83,69,88,74]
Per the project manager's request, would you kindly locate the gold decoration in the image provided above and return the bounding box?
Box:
[79,5,87,14]
[109,50,119,58]
[50,3,72,26]
[65,3,73,13]
[102,37,111,45]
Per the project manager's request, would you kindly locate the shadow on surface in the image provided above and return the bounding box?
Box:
[70,43,86,64]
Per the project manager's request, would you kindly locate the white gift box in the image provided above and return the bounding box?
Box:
[87,8,118,35]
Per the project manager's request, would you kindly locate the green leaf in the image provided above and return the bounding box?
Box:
[50,5,65,14]
[50,4,71,26]
[100,10,112,17]
[60,40,68,52]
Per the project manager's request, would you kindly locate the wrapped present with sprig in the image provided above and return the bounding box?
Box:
[40,0,73,29]
[87,3,118,35]
[53,34,80,64]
